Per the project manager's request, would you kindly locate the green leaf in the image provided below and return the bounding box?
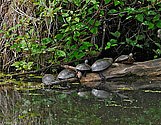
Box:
[81,42,93,47]
[136,35,145,40]
[120,1,124,5]
[145,11,157,15]
[86,0,90,3]
[64,36,72,41]
[105,42,111,50]
[105,0,111,4]
[20,40,28,49]
[74,31,80,37]
[66,17,72,23]
[76,52,85,59]
[11,61,20,66]
[8,26,17,31]
[74,17,80,22]
[18,115,27,118]
[155,43,161,47]
[136,44,143,48]
[16,24,22,27]
[80,32,87,35]
[33,2,40,5]
[130,40,137,46]
[88,19,94,25]
[0,30,4,33]
[126,38,132,44]
[71,25,76,30]
[135,14,144,22]
[156,20,161,28]
[108,9,118,14]
[114,0,120,6]
[110,31,120,38]
[16,36,24,39]
[65,26,70,32]
[142,21,149,25]
[73,34,77,41]
[111,44,117,46]
[47,47,55,51]
[16,48,21,52]
[55,34,63,40]
[58,16,63,21]
[126,16,132,20]
[76,22,85,29]
[110,39,117,43]
[62,13,69,17]
[62,23,68,27]
[153,14,160,22]
[0,114,8,118]
[90,27,98,34]
[148,22,154,29]
[91,0,96,4]
[95,21,101,26]
[55,50,66,57]
[100,10,104,16]
[154,55,158,58]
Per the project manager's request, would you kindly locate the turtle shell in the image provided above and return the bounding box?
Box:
[76,63,91,71]
[115,55,129,63]
[42,74,56,85]
[91,58,113,72]
[57,69,76,80]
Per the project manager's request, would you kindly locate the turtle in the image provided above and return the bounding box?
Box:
[92,89,112,99]
[91,58,113,79]
[114,53,134,64]
[76,60,91,77]
[57,69,76,80]
[42,74,56,85]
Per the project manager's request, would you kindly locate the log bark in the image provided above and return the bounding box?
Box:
[44,58,161,90]
[80,58,161,87]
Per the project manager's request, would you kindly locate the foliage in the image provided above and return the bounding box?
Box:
[104,0,161,58]
[0,0,161,72]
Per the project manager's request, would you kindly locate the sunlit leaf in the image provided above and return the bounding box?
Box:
[8,26,17,31]
[66,17,72,23]
[114,0,120,6]
[55,50,66,57]
[74,17,80,22]
[104,0,111,4]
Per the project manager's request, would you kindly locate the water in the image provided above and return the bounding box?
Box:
[0,76,161,124]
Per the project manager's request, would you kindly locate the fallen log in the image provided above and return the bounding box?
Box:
[44,58,161,90]
[80,58,161,87]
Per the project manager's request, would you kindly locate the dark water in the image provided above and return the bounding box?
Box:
[0,78,161,124]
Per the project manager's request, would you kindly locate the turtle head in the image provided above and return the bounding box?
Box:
[129,53,133,58]
[85,59,88,64]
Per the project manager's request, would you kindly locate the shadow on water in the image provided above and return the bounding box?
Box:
[0,75,161,124]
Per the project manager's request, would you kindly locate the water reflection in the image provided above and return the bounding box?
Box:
[0,79,161,124]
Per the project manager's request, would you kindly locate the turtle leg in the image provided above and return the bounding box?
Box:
[83,72,87,77]
[98,72,106,80]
